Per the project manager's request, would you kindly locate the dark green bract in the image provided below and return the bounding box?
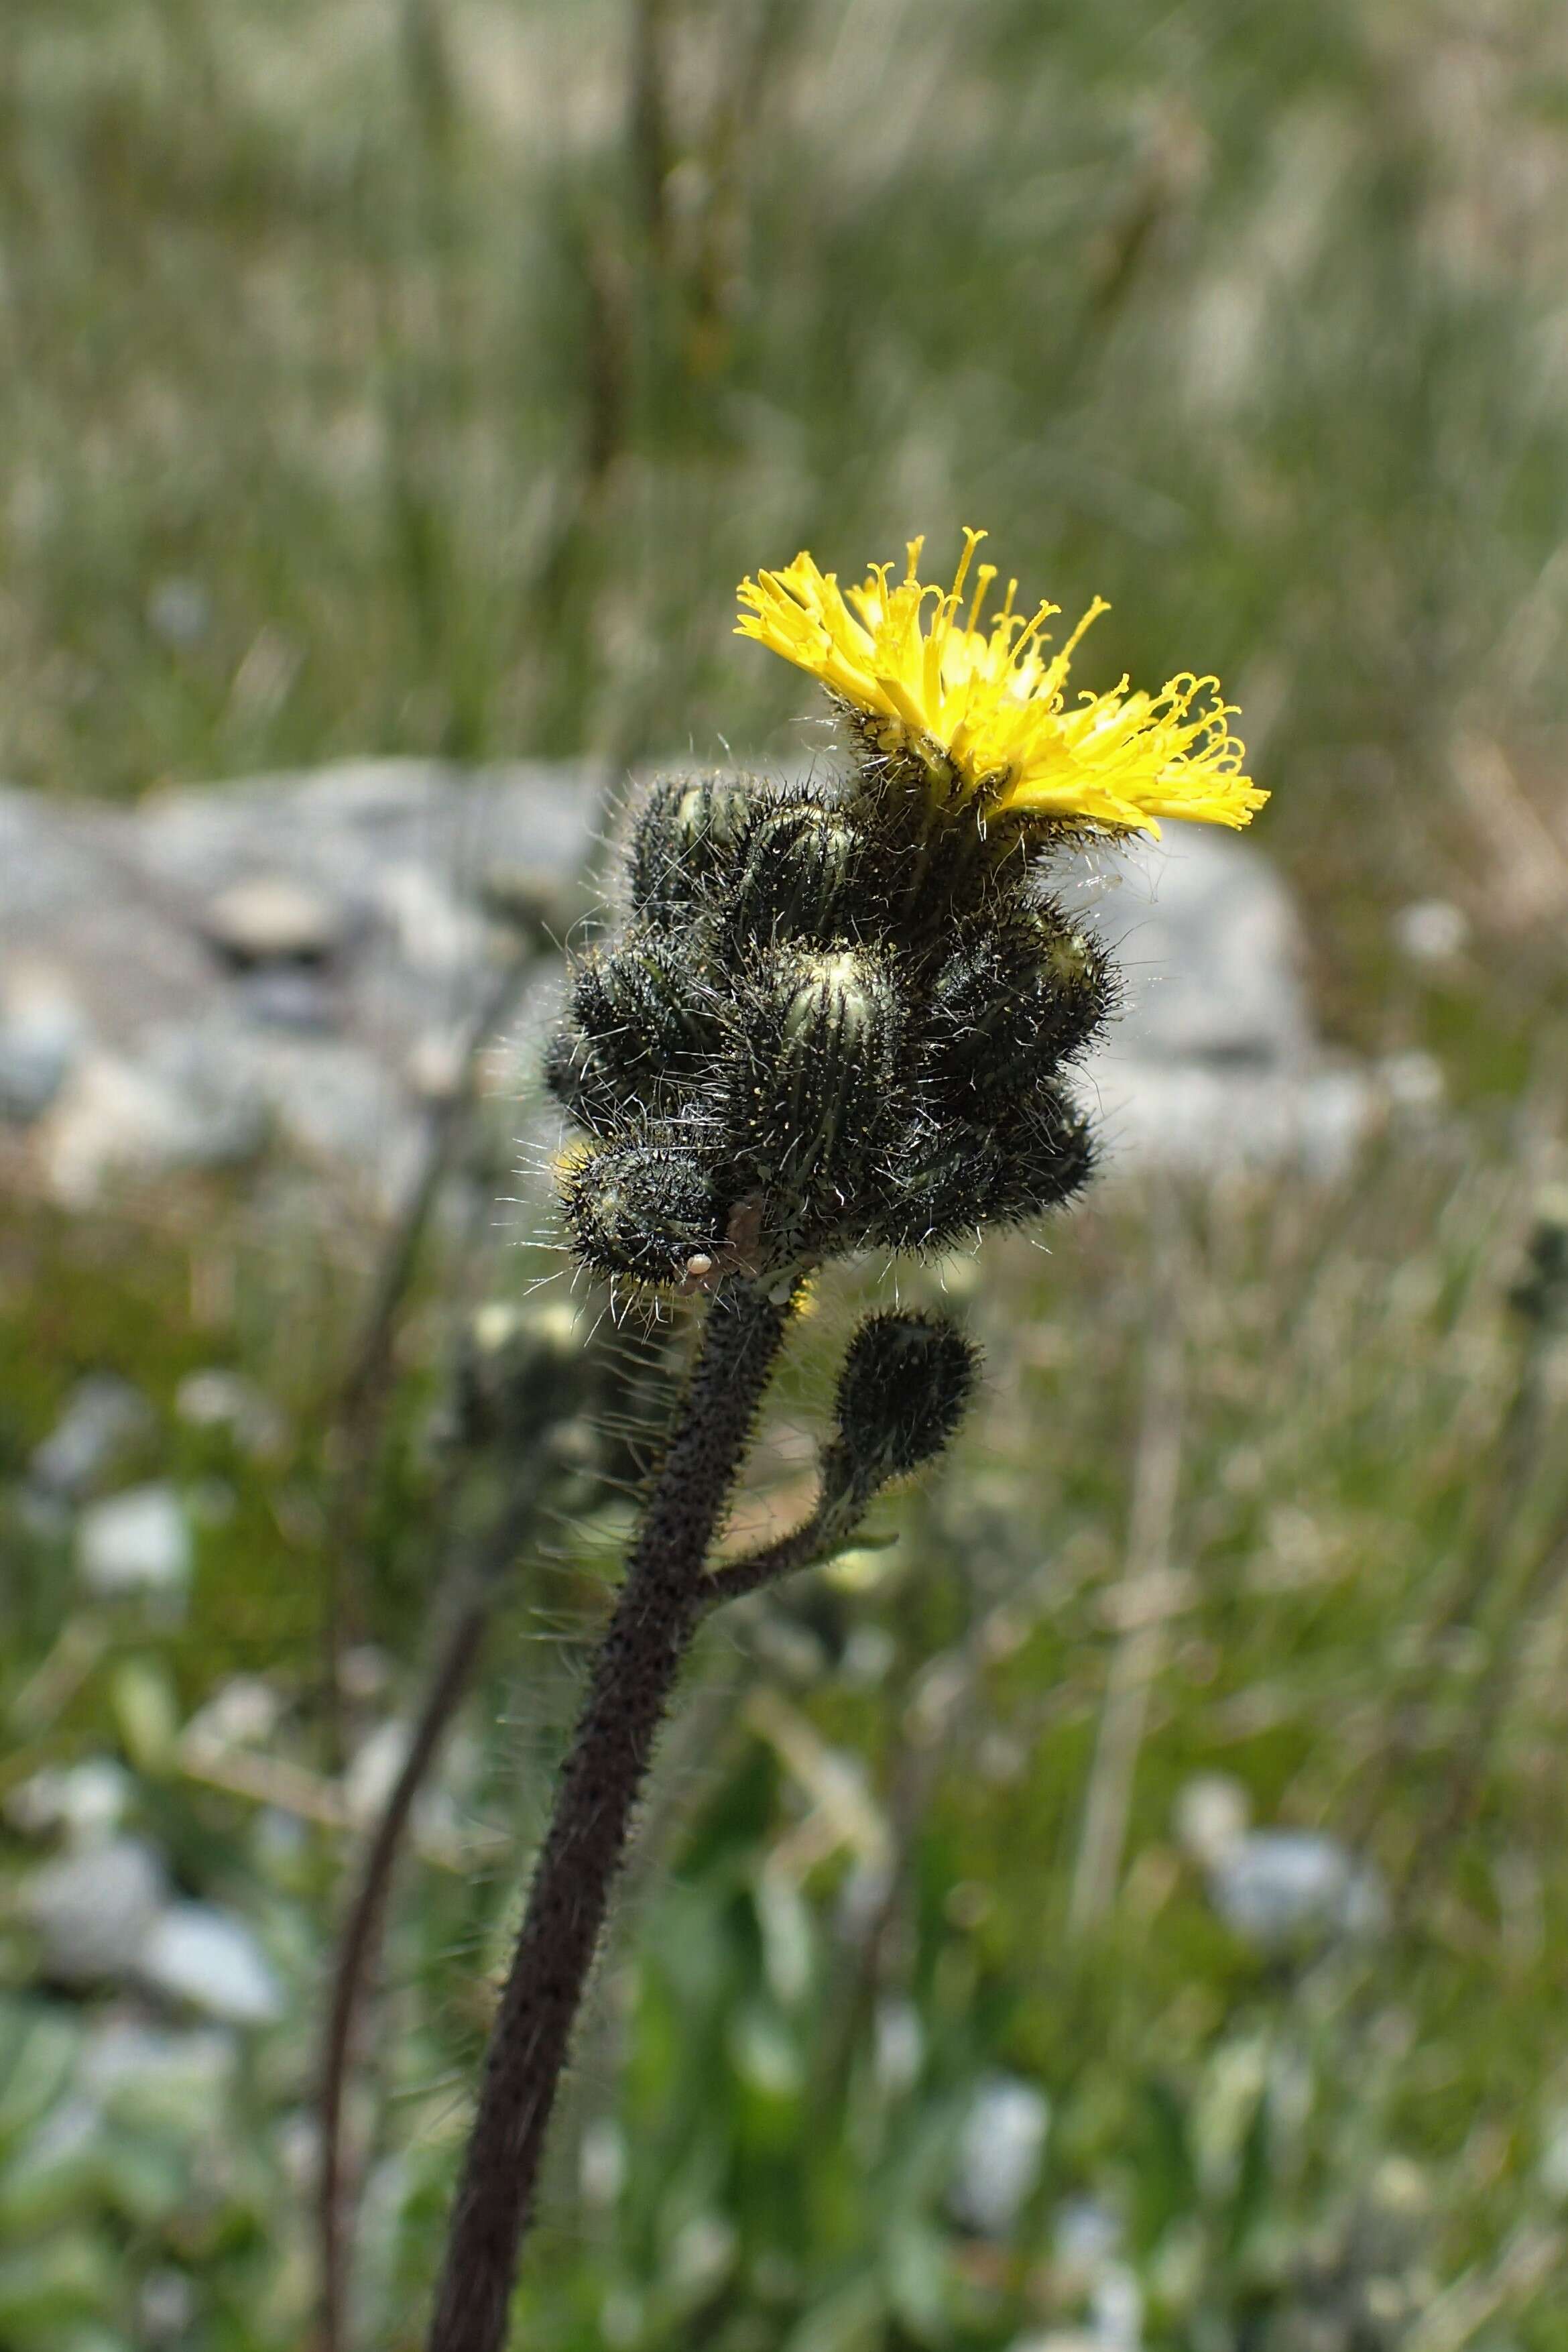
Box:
[549,763,1111,1288]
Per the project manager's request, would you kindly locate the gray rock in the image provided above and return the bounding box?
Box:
[1,762,1363,1200]
[136,1902,284,2025]
[231,1033,424,1210]
[29,1372,154,1499]
[1053,2196,1123,2274]
[1209,1829,1388,1954]
[0,761,601,1209]
[1071,830,1311,1066]
[40,1045,265,1203]
[23,1836,169,1983]
[948,2074,1051,2237]
[1063,830,1371,1177]
[146,576,212,650]
[0,965,89,1121]
[233,965,339,1031]
[76,1483,193,1601]
[0,785,123,928]
[139,2270,199,2342]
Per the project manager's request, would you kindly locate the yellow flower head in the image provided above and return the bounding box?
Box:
[737,529,1266,835]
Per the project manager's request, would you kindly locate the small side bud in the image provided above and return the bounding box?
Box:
[829,1310,979,1489]
[924,904,1113,1110]
[731,799,863,943]
[869,1084,1094,1253]
[566,934,727,1106]
[558,1139,727,1286]
[737,946,902,1199]
[871,1118,1005,1254]
[542,1025,623,1136]
[983,1090,1095,1223]
[627,772,759,923]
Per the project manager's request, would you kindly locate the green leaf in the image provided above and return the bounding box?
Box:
[780,2270,885,2352]
[0,2006,81,2161]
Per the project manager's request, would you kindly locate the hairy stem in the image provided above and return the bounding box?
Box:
[426,1277,795,2352]
[701,1490,866,1610]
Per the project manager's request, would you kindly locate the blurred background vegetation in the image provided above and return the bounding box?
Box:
[4,1,1568,2347]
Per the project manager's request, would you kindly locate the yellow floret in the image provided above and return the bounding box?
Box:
[737,528,1267,836]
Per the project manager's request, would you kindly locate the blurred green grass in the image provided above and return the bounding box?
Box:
[4,1144,1568,2347]
[5,3,1568,2346]
[5,0,1568,939]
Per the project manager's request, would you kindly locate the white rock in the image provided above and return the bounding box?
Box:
[23,1836,169,1982]
[1536,2107,1568,2202]
[175,1368,286,1458]
[40,1048,263,1203]
[1053,2197,1122,2272]
[1172,1773,1251,1870]
[1209,1830,1388,1953]
[1394,899,1469,964]
[1089,2264,1144,2351]
[76,1483,192,1601]
[203,875,344,964]
[0,963,89,1121]
[948,2074,1050,2236]
[136,1902,284,2025]
[375,862,487,976]
[29,1372,153,1499]
[1378,1049,1445,1113]
[345,1717,414,1824]
[78,2019,235,2109]
[873,1997,923,2097]
[139,2269,199,2342]
[1064,830,1372,1177]
[182,1675,284,1751]
[1083,1060,1370,1181]
[146,577,212,650]
[234,1033,422,1211]
[4,1757,134,1844]
[1076,830,1313,1066]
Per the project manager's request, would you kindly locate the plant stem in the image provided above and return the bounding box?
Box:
[319,1578,489,2352]
[426,1276,795,2352]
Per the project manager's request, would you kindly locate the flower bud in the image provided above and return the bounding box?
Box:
[983,1090,1094,1223]
[871,1117,1004,1254]
[558,1139,726,1286]
[543,1024,623,1136]
[731,799,862,944]
[829,1311,979,1486]
[562,934,728,1116]
[924,904,1112,1110]
[737,947,902,1199]
[627,772,759,923]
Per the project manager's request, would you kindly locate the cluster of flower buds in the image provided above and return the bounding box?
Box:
[547,760,1114,1294]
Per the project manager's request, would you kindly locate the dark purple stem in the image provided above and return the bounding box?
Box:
[426,1277,794,2352]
